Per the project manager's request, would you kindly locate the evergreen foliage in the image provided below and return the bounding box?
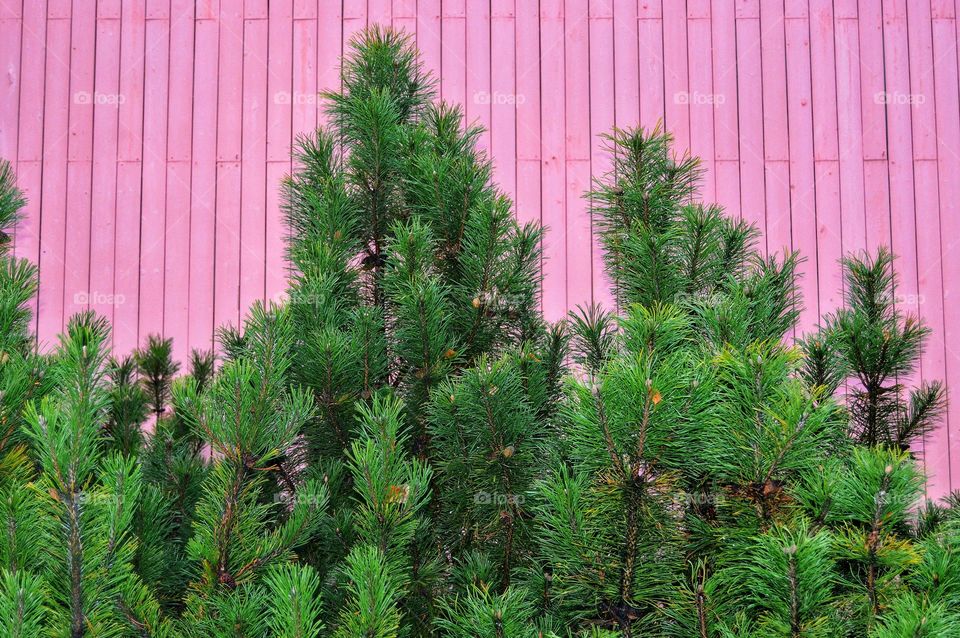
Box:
[804,248,946,450]
[0,28,958,638]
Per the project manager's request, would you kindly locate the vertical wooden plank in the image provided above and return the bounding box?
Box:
[915,159,950,496]
[163,0,195,361]
[564,0,590,312]
[515,0,540,232]
[166,1,194,162]
[785,17,819,331]
[862,160,891,255]
[63,0,96,323]
[687,11,715,202]
[146,0,170,19]
[114,160,143,352]
[490,0,516,201]
[189,16,218,352]
[267,0,292,163]
[835,16,866,258]
[809,0,843,317]
[393,0,416,32]
[47,0,70,20]
[15,0,46,329]
[63,162,92,315]
[138,8,171,342]
[662,0,689,152]
[37,15,72,344]
[540,0,565,320]
[613,0,639,130]
[114,0,146,352]
[369,0,391,23]
[589,1,615,310]
[0,16,21,163]
[317,0,342,130]
[265,161,288,304]
[240,0,265,19]
[195,0,217,20]
[441,0,465,107]
[465,0,490,152]
[292,0,314,19]
[292,14,317,140]
[89,12,121,330]
[416,0,442,85]
[216,0,242,164]
[343,0,367,48]
[859,0,887,161]
[907,0,947,495]
[164,163,192,360]
[858,0,891,258]
[638,0,664,130]
[734,10,765,240]
[214,0,243,333]
[759,0,790,255]
[882,0,918,348]
[908,0,937,161]
[711,0,739,217]
[240,18,267,313]
[813,161,843,317]
[0,0,21,19]
[711,0,738,163]
[265,0,293,304]
[934,16,960,491]
[764,162,791,256]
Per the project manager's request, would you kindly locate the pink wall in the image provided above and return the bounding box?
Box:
[0,0,958,497]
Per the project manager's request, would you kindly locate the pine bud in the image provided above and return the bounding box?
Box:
[472,297,481,308]
[783,544,797,556]
[502,445,514,458]
[0,351,7,365]
[449,394,456,403]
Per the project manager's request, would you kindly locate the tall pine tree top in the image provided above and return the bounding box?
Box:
[283,27,554,465]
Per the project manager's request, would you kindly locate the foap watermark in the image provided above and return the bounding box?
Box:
[894,293,926,308]
[666,490,727,510]
[473,91,526,106]
[74,291,126,306]
[474,491,525,507]
[274,91,321,106]
[472,287,528,313]
[674,91,725,106]
[73,91,126,106]
[874,91,926,106]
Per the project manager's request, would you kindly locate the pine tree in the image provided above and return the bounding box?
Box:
[22,312,171,635]
[527,125,953,638]
[174,303,329,634]
[0,161,56,636]
[805,248,945,450]
[282,27,550,465]
[281,26,563,636]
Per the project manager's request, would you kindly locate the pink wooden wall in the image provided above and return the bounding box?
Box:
[0,0,959,497]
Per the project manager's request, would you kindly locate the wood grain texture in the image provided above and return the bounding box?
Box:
[1,0,958,497]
